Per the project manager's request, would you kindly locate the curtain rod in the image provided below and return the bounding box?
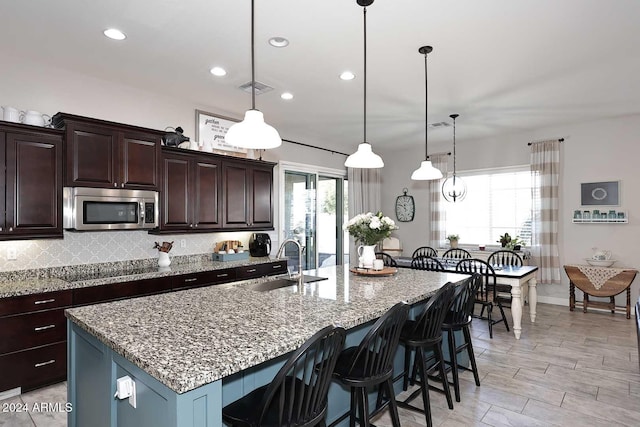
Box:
[527,137,565,146]
[282,138,348,156]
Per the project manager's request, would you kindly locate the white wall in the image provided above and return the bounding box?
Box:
[380,115,640,306]
[0,56,345,272]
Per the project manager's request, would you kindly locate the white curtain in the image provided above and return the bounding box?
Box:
[347,168,381,256]
[428,153,449,248]
[530,140,561,284]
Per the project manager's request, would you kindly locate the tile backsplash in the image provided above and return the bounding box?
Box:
[0,230,262,272]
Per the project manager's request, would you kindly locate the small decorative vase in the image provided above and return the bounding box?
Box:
[450,240,458,249]
[357,245,377,269]
[158,251,171,267]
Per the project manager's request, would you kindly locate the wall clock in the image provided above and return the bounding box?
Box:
[395,188,415,222]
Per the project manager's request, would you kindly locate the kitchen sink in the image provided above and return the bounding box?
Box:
[248,275,328,292]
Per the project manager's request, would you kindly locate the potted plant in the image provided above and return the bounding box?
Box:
[506,236,525,251]
[447,234,460,249]
[497,233,511,248]
[344,211,398,268]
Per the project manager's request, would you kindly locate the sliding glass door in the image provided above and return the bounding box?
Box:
[282,165,347,271]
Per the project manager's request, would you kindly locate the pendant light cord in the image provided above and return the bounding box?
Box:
[251,0,256,110]
[424,52,428,161]
[363,6,367,143]
[452,115,456,176]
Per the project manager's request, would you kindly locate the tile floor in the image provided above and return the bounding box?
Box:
[1,303,639,426]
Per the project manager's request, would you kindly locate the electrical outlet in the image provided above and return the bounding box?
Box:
[7,247,17,261]
[180,239,186,248]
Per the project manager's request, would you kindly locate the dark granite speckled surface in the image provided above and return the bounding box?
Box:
[65,265,469,394]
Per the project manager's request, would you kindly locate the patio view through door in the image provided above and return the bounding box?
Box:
[282,166,348,272]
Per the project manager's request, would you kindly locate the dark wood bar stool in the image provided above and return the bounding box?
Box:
[442,274,482,402]
[331,302,410,427]
[222,325,346,427]
[396,282,457,427]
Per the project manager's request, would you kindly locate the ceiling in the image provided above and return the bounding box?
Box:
[3,0,640,153]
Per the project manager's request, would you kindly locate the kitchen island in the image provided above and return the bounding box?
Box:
[66,264,468,427]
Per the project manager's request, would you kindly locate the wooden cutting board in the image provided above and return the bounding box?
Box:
[350,267,398,277]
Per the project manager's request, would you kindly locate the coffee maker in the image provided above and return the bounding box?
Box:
[249,233,271,257]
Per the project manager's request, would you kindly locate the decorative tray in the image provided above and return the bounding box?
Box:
[350,267,398,276]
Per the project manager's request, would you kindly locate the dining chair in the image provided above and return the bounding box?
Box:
[411,246,438,258]
[441,248,471,260]
[411,255,445,271]
[441,274,482,402]
[396,282,457,427]
[487,250,523,306]
[375,251,398,267]
[455,258,509,339]
[332,302,410,427]
[222,325,346,427]
[636,297,640,371]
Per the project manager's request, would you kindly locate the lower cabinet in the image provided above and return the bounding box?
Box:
[0,261,285,393]
[0,290,72,392]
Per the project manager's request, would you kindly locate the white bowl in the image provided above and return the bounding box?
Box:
[585,258,615,267]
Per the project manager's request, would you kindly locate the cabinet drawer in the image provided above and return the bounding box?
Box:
[236,262,287,279]
[130,277,173,297]
[172,269,237,291]
[73,281,139,306]
[0,290,72,317]
[0,309,67,354]
[0,341,66,392]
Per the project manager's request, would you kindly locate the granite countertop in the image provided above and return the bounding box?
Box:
[65,265,469,394]
[0,256,275,298]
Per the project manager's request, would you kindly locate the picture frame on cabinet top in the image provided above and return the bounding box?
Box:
[195,110,248,156]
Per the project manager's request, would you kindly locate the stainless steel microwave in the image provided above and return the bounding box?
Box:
[63,187,158,231]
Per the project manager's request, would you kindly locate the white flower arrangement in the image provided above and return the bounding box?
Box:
[343,211,398,246]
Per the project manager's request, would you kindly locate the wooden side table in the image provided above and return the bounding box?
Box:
[564,265,638,319]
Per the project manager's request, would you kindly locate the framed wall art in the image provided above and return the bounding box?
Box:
[195,109,248,155]
[580,181,619,206]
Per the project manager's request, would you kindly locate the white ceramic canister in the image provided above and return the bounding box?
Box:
[2,106,22,123]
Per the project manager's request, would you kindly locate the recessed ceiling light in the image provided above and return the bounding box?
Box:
[268,37,289,48]
[210,67,227,77]
[340,71,356,81]
[103,28,126,40]
[281,92,294,100]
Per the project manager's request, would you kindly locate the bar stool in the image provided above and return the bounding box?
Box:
[396,282,456,427]
[331,302,410,427]
[441,274,482,402]
[222,325,346,427]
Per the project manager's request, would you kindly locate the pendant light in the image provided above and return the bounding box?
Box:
[225,0,282,149]
[344,0,384,169]
[411,46,443,180]
[442,114,467,202]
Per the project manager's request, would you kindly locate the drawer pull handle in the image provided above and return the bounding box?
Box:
[273,265,282,269]
[34,324,56,332]
[34,299,56,305]
[184,278,198,283]
[34,360,56,368]
[216,273,229,278]
[246,268,256,273]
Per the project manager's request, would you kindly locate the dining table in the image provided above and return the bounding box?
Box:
[395,256,538,339]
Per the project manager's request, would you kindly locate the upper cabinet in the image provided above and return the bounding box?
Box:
[160,150,222,232]
[0,122,63,240]
[156,148,275,233]
[223,160,274,229]
[52,113,162,190]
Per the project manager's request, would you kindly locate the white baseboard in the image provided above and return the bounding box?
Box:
[0,386,21,400]
[537,296,569,306]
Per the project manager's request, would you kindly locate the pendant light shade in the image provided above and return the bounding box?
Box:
[411,45,442,180]
[442,114,467,202]
[225,110,281,149]
[344,0,383,169]
[226,0,282,150]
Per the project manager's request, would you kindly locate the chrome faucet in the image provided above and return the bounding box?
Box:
[276,238,305,286]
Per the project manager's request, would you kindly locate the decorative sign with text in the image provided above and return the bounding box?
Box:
[195,110,247,154]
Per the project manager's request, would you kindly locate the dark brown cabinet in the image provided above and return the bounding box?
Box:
[223,160,274,229]
[52,113,162,190]
[0,289,72,392]
[0,123,63,240]
[160,150,222,232]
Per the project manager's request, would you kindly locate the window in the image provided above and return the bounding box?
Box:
[444,167,531,247]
